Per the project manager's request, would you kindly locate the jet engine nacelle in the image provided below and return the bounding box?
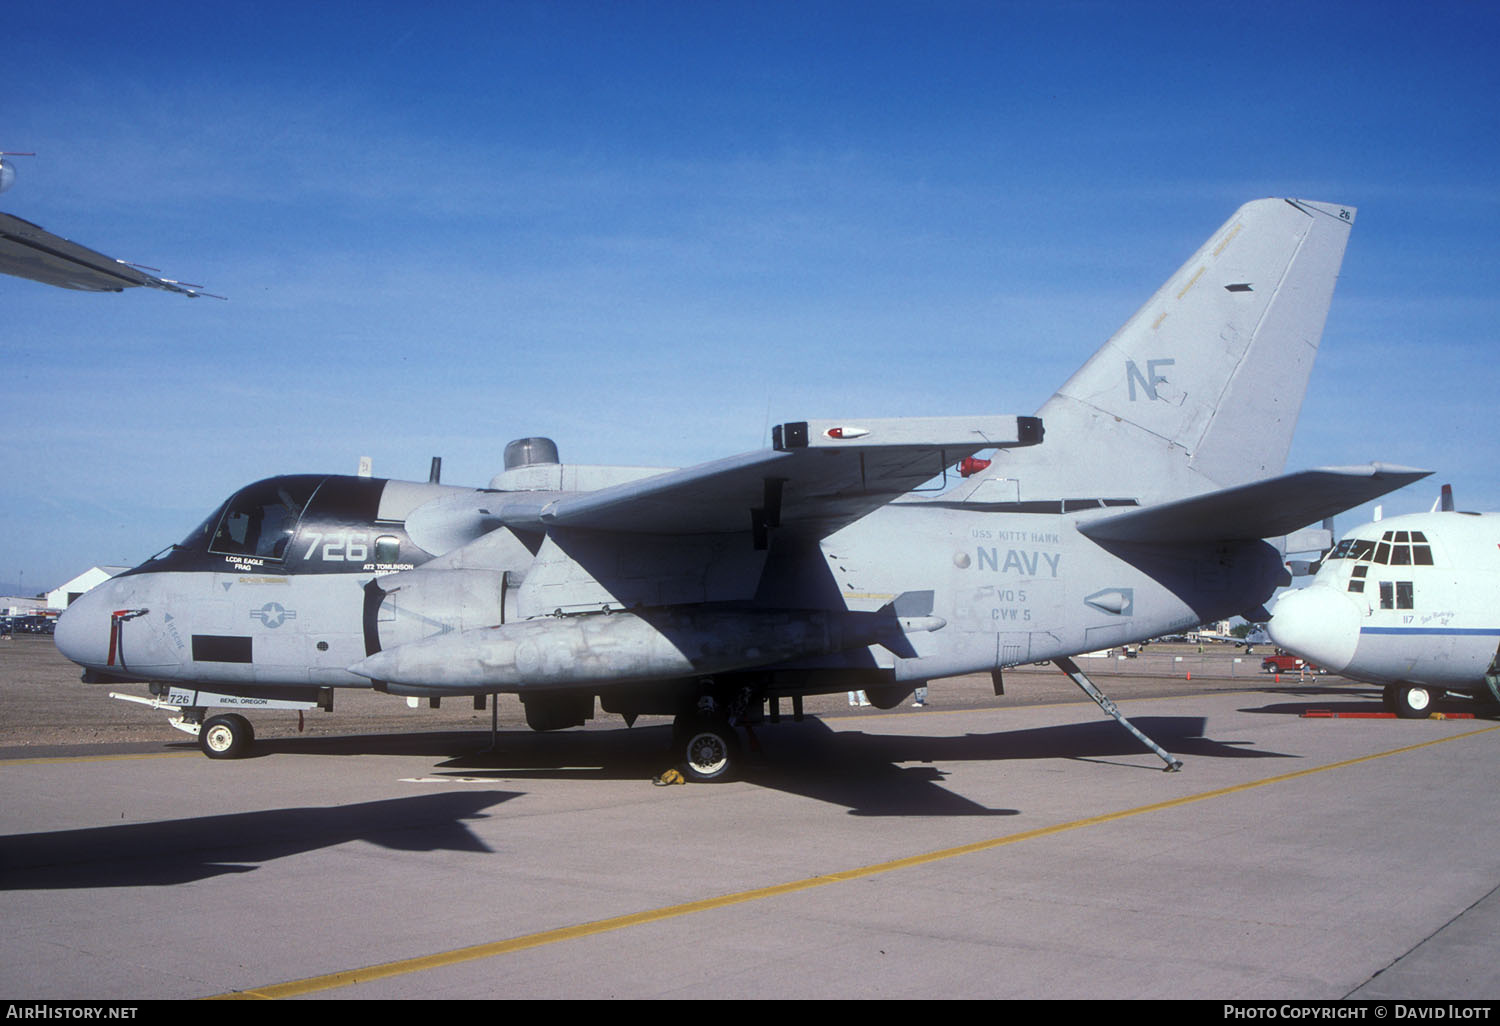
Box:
[352,606,944,691]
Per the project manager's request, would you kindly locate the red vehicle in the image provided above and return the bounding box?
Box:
[1261,651,1323,674]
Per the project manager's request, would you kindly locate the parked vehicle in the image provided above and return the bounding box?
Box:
[1261,651,1323,674]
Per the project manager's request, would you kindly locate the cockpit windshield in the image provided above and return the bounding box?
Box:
[145,508,220,562]
[1325,530,1433,566]
[204,476,324,561]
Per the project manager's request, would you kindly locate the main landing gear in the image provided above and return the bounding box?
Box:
[670,689,751,782]
[674,716,741,782]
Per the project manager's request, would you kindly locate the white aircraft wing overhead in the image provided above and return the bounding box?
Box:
[0,212,207,295]
[1076,464,1431,545]
[495,415,1042,537]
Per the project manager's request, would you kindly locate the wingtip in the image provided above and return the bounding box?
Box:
[1310,463,1431,480]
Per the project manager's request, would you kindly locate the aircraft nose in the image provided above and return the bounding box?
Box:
[1267,584,1361,672]
[53,579,144,671]
[53,586,112,668]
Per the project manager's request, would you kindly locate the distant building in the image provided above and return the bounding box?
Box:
[45,567,129,611]
[0,596,47,616]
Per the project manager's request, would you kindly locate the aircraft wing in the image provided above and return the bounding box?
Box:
[0,212,207,295]
[491,416,1042,538]
[1076,464,1431,545]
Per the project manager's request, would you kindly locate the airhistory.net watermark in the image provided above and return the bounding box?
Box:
[5,1006,138,1020]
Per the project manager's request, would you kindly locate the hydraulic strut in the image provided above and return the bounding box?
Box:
[1054,656,1182,772]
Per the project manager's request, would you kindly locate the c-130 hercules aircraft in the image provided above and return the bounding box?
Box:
[1269,487,1500,718]
[55,198,1427,777]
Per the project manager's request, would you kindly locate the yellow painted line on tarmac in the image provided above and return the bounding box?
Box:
[211,722,1500,1000]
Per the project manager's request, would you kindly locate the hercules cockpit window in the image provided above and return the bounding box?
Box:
[1371,530,1432,567]
[1378,580,1415,610]
[209,477,323,561]
[1347,564,1368,593]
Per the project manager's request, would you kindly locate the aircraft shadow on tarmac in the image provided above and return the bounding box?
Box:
[0,717,1297,890]
[1238,683,1385,717]
[0,791,516,891]
[193,713,1292,818]
[734,714,1290,815]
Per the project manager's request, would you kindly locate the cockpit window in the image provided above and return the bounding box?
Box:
[1366,529,1433,567]
[148,507,223,562]
[208,477,323,561]
[1331,530,1441,581]
[1379,580,1416,610]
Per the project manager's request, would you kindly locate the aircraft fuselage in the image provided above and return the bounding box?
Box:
[57,472,1285,712]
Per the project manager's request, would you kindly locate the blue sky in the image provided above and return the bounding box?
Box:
[4,1,1498,593]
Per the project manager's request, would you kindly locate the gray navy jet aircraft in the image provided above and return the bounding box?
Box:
[54,198,1428,777]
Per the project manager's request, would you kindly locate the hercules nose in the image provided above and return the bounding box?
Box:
[1268,584,1361,672]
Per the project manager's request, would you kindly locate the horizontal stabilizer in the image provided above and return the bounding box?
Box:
[1076,464,1431,545]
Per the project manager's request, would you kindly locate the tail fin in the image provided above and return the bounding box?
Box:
[985,199,1355,506]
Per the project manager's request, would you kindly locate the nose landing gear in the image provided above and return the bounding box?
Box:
[200,713,255,758]
[1384,683,1437,719]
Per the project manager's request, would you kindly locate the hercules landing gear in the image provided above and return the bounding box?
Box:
[199,713,255,759]
[1384,683,1436,719]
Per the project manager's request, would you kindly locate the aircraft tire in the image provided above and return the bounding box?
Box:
[676,717,740,783]
[1393,684,1435,720]
[200,714,254,759]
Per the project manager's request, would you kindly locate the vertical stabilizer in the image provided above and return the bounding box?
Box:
[986,199,1355,506]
